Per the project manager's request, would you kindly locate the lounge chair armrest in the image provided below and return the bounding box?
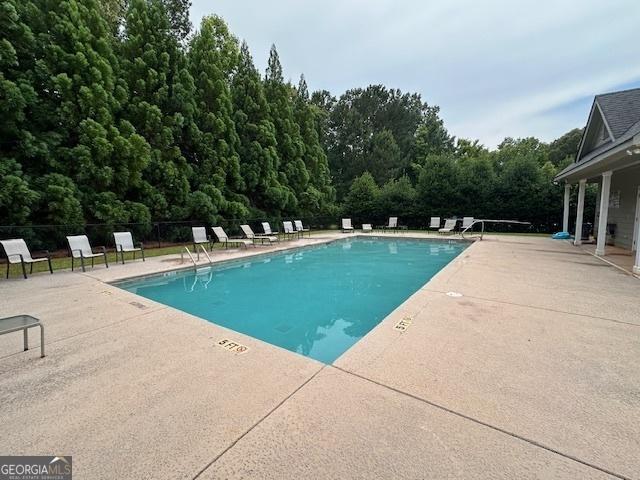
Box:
[96,246,108,255]
[136,242,144,250]
[71,248,85,258]
[115,243,123,252]
[6,253,26,264]
[38,249,52,261]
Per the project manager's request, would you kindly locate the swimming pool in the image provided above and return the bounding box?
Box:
[117,237,467,363]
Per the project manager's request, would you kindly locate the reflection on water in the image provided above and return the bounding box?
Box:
[183,268,213,292]
[121,238,466,363]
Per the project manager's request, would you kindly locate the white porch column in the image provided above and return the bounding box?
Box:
[595,171,612,256]
[574,179,586,246]
[634,218,640,275]
[562,183,571,232]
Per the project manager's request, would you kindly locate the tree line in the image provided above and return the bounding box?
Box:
[1,0,334,232]
[1,0,585,240]
[312,84,584,230]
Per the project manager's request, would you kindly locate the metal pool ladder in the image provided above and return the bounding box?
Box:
[181,245,212,267]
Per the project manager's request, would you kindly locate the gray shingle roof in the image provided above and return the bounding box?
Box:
[555,106,640,181]
[595,87,640,139]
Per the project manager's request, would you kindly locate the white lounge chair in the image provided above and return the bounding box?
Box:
[462,217,475,230]
[66,235,109,272]
[341,218,354,233]
[212,226,253,248]
[192,227,211,251]
[294,220,310,238]
[429,217,441,230]
[362,224,373,233]
[386,217,398,231]
[113,231,145,264]
[438,219,457,235]
[282,221,298,240]
[1,239,53,279]
[240,224,278,244]
[262,222,279,237]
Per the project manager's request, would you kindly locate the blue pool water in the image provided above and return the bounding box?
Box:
[117,237,466,363]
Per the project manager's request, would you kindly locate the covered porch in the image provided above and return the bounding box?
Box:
[580,243,637,275]
[557,136,640,275]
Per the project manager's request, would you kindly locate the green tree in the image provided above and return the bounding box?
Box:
[413,106,455,159]
[377,175,417,221]
[264,45,308,212]
[295,74,335,215]
[162,0,192,42]
[231,41,287,214]
[455,138,488,159]
[343,171,379,221]
[492,138,549,223]
[0,0,40,225]
[326,85,441,198]
[18,0,151,223]
[309,89,335,150]
[188,15,248,221]
[0,159,38,225]
[548,128,582,167]
[121,0,193,220]
[32,174,83,226]
[415,154,461,216]
[457,155,495,217]
[368,129,403,185]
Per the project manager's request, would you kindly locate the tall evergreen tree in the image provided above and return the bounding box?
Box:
[188,15,247,220]
[0,0,40,224]
[121,0,193,220]
[309,89,335,148]
[294,75,335,214]
[264,45,308,213]
[2,0,151,225]
[231,41,287,213]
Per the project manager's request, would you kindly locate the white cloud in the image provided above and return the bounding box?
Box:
[190,0,640,148]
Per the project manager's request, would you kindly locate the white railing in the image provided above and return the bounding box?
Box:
[181,246,197,267]
[460,219,531,240]
[197,244,213,263]
[181,245,213,268]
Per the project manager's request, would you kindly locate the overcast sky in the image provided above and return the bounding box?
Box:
[191,0,640,148]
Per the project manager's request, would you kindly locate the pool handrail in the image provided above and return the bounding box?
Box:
[460,219,531,240]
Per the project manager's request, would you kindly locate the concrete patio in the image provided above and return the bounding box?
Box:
[0,234,638,479]
[580,242,638,276]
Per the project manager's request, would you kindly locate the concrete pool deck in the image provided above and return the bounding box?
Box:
[0,233,638,479]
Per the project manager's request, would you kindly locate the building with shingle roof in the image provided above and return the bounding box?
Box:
[554,87,640,274]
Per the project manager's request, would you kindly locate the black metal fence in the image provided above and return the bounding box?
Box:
[0,215,550,258]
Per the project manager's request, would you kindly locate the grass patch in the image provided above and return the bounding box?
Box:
[2,243,231,279]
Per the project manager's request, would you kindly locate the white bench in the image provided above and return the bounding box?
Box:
[0,314,45,358]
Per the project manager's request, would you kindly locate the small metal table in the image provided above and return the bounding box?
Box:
[0,314,45,358]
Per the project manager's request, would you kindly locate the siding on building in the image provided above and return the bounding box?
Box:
[598,165,640,250]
